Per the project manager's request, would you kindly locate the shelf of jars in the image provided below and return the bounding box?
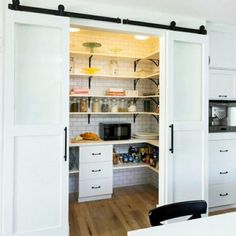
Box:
[70,50,160,61]
[70,111,159,115]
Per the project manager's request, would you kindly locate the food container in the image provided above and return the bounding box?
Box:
[80,98,88,112]
[119,98,128,112]
[144,100,151,112]
[92,98,100,112]
[111,98,118,112]
[101,98,109,112]
[128,100,136,112]
[70,98,79,112]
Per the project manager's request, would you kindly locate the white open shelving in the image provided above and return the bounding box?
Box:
[69,94,159,99]
[70,111,159,116]
[70,50,159,60]
[70,71,159,80]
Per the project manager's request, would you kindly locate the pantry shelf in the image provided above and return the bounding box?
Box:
[70,72,159,80]
[69,167,79,174]
[69,94,160,99]
[70,111,159,115]
[70,50,160,60]
[113,163,159,173]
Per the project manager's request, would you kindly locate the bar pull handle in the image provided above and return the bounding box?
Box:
[92,152,101,156]
[169,124,174,154]
[92,186,101,189]
[219,149,228,153]
[220,171,228,175]
[220,193,229,197]
[92,169,101,172]
[64,127,67,161]
[218,95,228,98]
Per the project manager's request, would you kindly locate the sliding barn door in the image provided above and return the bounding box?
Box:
[3,11,69,236]
[165,31,208,204]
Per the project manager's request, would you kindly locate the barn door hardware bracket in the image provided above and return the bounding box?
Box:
[8,1,122,24]
[123,19,207,35]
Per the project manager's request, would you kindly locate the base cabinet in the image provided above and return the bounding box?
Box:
[209,139,236,208]
[78,145,113,202]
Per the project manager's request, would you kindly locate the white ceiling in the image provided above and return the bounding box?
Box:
[80,0,236,26]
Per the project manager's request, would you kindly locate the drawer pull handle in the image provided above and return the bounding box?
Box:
[92,152,101,156]
[220,193,229,197]
[220,171,228,175]
[92,169,101,172]
[92,185,101,189]
[219,150,228,152]
[218,95,228,98]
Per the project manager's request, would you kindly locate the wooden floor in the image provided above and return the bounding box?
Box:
[209,208,236,216]
[69,184,158,236]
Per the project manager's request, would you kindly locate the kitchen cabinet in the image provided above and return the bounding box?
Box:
[78,145,113,202]
[2,11,69,236]
[164,31,208,204]
[208,24,236,70]
[209,69,236,100]
[209,139,236,207]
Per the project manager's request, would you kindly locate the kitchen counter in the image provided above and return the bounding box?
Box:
[128,212,236,236]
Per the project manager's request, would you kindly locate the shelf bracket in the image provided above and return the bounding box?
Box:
[150,97,159,106]
[152,115,159,122]
[133,114,138,123]
[88,114,91,124]
[148,59,159,68]
[134,59,141,72]
[134,98,139,104]
[89,55,93,68]
[88,97,91,109]
[88,76,93,89]
[149,78,159,88]
[134,79,140,90]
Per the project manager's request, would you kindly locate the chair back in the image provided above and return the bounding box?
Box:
[149,200,207,226]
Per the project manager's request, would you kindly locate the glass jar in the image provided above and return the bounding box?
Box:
[128,100,136,112]
[144,99,151,112]
[109,60,119,76]
[119,98,127,112]
[92,98,100,112]
[111,98,118,112]
[80,98,88,112]
[101,98,109,112]
[70,98,79,112]
[69,56,75,73]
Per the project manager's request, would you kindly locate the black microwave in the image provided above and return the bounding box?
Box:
[99,122,131,141]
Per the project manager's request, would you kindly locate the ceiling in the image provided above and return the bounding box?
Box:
[79,0,236,26]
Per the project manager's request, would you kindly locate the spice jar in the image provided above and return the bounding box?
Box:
[111,98,118,112]
[80,98,88,112]
[70,98,79,112]
[128,100,136,112]
[92,98,100,112]
[101,98,109,112]
[119,98,127,112]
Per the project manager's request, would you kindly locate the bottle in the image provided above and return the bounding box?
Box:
[109,60,119,76]
[70,98,79,112]
[144,100,151,112]
[80,98,88,112]
[101,98,109,112]
[111,98,118,112]
[128,100,136,112]
[92,98,100,112]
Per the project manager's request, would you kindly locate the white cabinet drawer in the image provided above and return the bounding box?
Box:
[80,162,112,180]
[209,140,236,163]
[209,183,236,207]
[79,145,112,163]
[209,162,236,184]
[79,178,112,198]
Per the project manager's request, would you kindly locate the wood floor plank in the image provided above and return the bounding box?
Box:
[69,184,158,236]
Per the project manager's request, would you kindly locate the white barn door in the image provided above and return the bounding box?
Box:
[3,11,69,236]
[165,31,208,204]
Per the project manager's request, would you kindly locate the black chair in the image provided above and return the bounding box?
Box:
[149,200,207,226]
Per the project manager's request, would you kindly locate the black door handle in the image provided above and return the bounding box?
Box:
[64,127,67,161]
[169,124,174,153]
